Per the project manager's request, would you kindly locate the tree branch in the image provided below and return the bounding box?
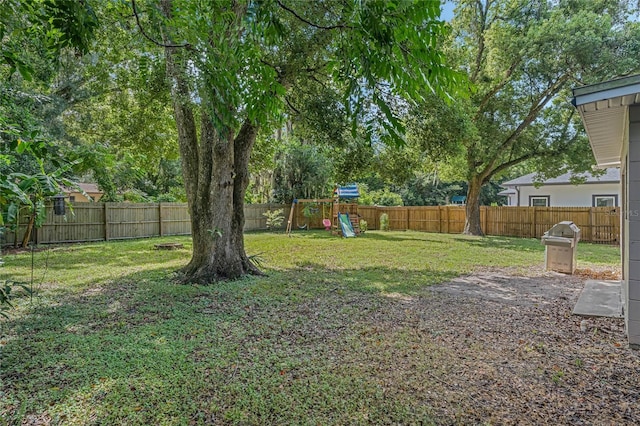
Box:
[285,96,301,115]
[480,72,571,178]
[484,151,546,183]
[474,59,520,120]
[470,0,490,83]
[557,108,576,141]
[483,107,579,183]
[276,0,350,30]
[160,0,199,207]
[131,0,190,48]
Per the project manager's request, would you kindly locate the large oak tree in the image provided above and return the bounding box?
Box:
[444,0,640,235]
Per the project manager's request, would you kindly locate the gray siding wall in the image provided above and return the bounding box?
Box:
[627,105,640,346]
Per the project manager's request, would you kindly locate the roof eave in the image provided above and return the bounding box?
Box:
[575,105,625,168]
[571,76,640,168]
[572,75,640,103]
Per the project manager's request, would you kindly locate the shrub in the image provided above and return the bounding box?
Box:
[122,190,149,203]
[263,209,284,230]
[302,203,320,219]
[379,213,389,231]
[359,219,368,232]
[359,188,404,206]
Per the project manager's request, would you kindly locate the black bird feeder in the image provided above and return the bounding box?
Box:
[53,194,66,216]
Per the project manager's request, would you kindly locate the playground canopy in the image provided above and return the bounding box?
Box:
[286,184,360,236]
[334,184,360,199]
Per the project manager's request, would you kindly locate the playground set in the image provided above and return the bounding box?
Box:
[285,184,361,237]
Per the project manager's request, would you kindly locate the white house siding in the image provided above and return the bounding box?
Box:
[627,105,640,346]
[514,183,621,207]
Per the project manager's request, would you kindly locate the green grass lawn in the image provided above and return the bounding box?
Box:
[0,231,620,425]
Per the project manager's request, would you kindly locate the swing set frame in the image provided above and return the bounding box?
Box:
[285,185,361,236]
[285,198,334,235]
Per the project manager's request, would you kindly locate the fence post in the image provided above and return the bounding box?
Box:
[446,206,450,233]
[588,207,594,242]
[104,203,109,241]
[406,208,410,230]
[373,206,378,230]
[159,203,164,237]
[532,207,537,238]
[482,206,488,235]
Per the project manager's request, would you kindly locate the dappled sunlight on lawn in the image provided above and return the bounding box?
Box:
[1,231,619,296]
[0,231,628,424]
[1,238,192,290]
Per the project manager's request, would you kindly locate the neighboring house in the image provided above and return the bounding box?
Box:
[572,74,640,348]
[63,183,104,202]
[498,168,621,207]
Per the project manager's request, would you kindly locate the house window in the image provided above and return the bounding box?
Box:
[593,195,618,207]
[529,196,550,207]
[69,196,76,202]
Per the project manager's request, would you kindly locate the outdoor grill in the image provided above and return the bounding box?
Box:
[541,221,581,274]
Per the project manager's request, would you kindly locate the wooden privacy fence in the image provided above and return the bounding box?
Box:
[1,203,620,245]
[1,202,290,246]
[357,206,620,244]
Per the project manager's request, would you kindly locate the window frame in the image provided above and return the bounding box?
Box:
[592,194,618,207]
[529,195,550,207]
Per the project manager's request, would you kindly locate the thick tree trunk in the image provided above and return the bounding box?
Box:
[231,121,263,276]
[463,177,484,236]
[174,114,262,284]
[178,116,250,283]
[162,8,262,283]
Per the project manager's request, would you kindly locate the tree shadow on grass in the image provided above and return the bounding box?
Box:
[451,236,544,253]
[285,229,453,243]
[281,229,338,239]
[280,261,458,295]
[358,231,450,243]
[1,265,230,425]
[1,260,460,425]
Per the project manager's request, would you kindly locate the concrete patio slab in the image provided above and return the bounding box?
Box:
[573,280,623,318]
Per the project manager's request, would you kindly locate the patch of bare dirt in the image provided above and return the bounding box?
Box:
[21,412,51,426]
[368,271,639,424]
[574,267,622,281]
[431,271,584,306]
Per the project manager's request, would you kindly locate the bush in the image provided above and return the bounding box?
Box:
[153,188,187,203]
[359,219,368,232]
[360,188,404,206]
[379,213,389,231]
[263,209,284,230]
[122,190,150,203]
